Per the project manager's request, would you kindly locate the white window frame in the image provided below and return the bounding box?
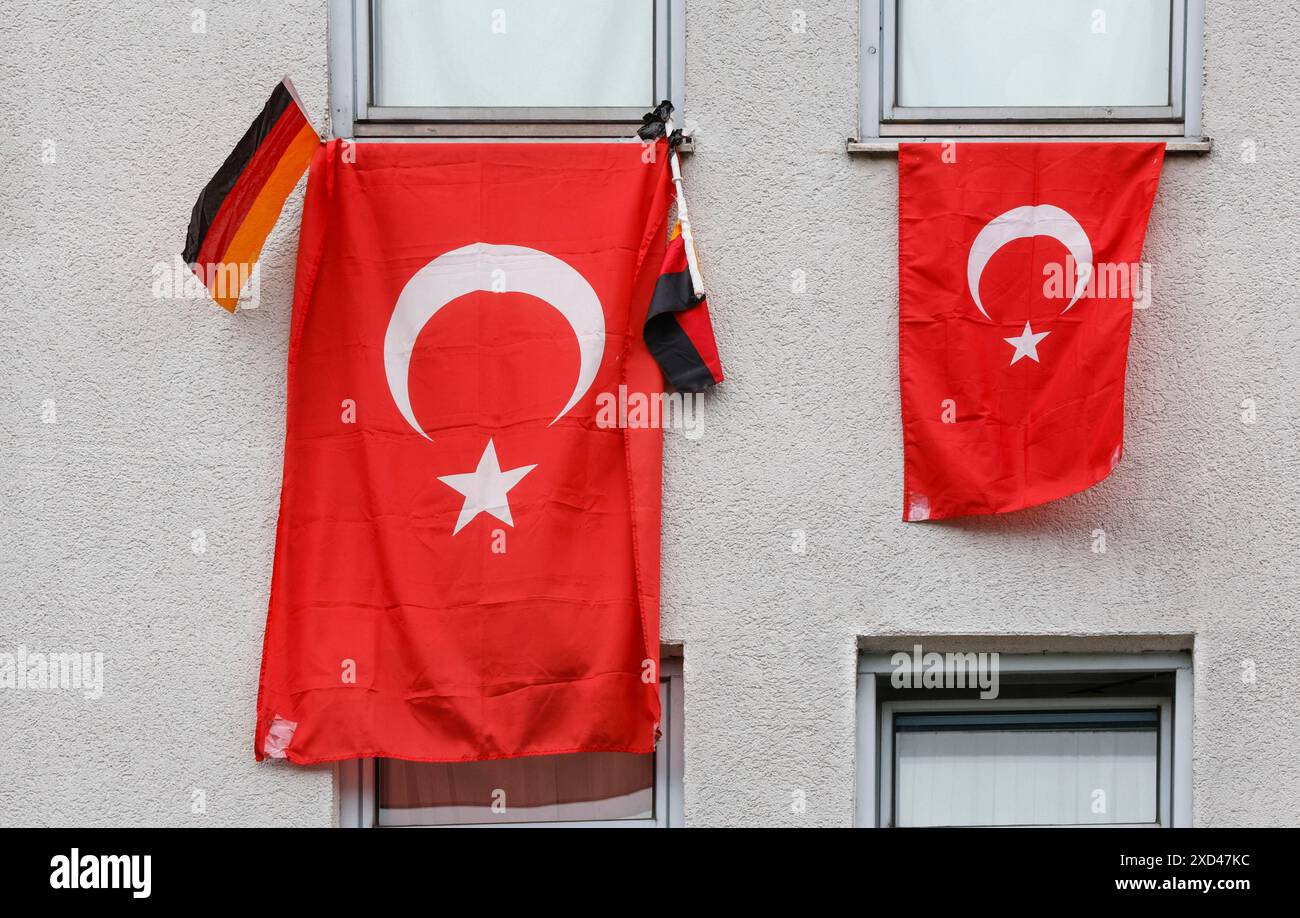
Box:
[857,0,1206,145]
[328,0,686,139]
[855,651,1193,828]
[337,657,684,827]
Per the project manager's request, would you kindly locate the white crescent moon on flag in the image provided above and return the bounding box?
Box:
[383,243,605,441]
[966,204,1093,320]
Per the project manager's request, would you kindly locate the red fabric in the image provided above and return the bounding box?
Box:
[646,230,723,390]
[899,143,1164,521]
[256,139,675,763]
[660,232,688,274]
[193,100,308,275]
[676,293,724,385]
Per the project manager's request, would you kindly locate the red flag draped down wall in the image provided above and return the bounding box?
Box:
[899,143,1164,521]
[255,139,719,764]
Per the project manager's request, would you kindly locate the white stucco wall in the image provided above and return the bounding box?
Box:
[2,1,1297,827]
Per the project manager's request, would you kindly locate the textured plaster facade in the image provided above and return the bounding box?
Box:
[1,1,1297,827]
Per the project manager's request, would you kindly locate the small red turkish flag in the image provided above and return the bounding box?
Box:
[899,143,1164,521]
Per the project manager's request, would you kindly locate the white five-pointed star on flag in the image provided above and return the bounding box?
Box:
[1003,321,1051,365]
[437,439,537,536]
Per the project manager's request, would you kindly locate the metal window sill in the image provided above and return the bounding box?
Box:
[847,137,1212,154]
[348,123,693,152]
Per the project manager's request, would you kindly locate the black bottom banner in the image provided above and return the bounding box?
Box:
[0,827,1278,903]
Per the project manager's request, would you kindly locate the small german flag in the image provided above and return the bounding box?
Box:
[182,77,320,312]
[645,222,724,392]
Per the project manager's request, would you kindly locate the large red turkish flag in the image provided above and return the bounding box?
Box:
[899,143,1164,521]
[255,139,693,763]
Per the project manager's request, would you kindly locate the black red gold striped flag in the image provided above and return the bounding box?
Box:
[646,222,724,392]
[637,100,723,392]
[182,77,320,312]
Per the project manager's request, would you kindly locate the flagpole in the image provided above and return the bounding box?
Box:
[662,117,706,298]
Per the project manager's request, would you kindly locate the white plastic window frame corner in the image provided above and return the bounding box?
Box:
[857,0,1206,146]
[328,0,686,140]
[855,650,1194,828]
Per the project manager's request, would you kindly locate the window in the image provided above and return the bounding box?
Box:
[858,0,1205,143]
[329,0,685,138]
[338,658,684,827]
[856,651,1193,827]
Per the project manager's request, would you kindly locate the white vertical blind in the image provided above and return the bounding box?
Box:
[896,728,1158,826]
[896,0,1173,108]
[371,0,656,109]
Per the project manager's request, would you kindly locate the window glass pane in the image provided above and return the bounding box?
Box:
[371,0,655,109]
[378,751,654,826]
[896,0,1172,108]
[894,711,1159,826]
